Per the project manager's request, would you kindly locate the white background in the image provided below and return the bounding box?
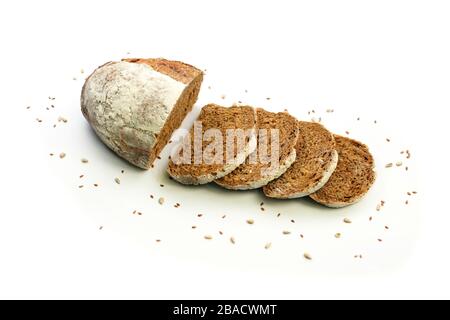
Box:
[0,0,449,299]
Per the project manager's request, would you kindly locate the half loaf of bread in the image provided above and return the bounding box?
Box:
[81,58,203,169]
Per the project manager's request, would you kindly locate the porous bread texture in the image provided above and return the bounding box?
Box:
[167,104,257,185]
[309,135,376,208]
[263,121,338,198]
[215,109,299,190]
[81,58,203,169]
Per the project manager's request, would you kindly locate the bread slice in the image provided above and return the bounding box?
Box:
[81,58,203,169]
[309,135,376,208]
[263,121,338,198]
[167,104,257,185]
[215,109,299,190]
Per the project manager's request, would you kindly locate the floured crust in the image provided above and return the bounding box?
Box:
[263,121,337,198]
[215,109,299,190]
[309,135,376,207]
[167,105,257,185]
[81,59,202,169]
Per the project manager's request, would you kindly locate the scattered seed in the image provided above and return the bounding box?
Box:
[357,117,360,121]
[282,230,291,235]
[230,237,235,244]
[221,94,226,99]
[99,226,103,230]
[396,161,403,167]
[303,253,312,261]
[376,204,381,211]
[156,239,161,243]
[81,158,89,163]
[246,219,255,225]
[80,68,84,74]
[160,184,165,188]
[260,202,264,206]
[121,170,125,174]
[197,214,203,218]
[58,116,68,123]
[277,213,281,217]
[260,207,265,212]
[386,138,390,142]
[78,185,84,189]
[300,234,304,239]
[264,242,272,250]
[137,212,143,216]
[407,192,412,196]
[59,152,66,159]
[378,239,383,242]
[266,97,271,100]
[49,153,54,157]
[192,226,197,229]
[369,216,373,221]
[412,191,417,194]
[158,197,165,205]
[222,215,227,219]
[405,166,409,171]
[385,163,393,168]
[150,195,154,199]
[204,235,213,240]
[374,120,377,124]
[381,200,385,206]
[405,200,409,205]
[335,233,341,239]
[345,131,350,135]
[114,177,121,184]
[291,219,295,224]
[344,218,352,224]
[385,226,390,230]
[79,175,84,179]
[93,184,98,187]
[26,106,31,110]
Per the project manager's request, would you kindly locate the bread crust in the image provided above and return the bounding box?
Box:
[81,59,202,169]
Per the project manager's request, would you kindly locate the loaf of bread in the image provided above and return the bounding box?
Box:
[81,58,203,169]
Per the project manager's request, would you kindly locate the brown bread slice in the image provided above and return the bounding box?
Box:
[309,135,376,208]
[167,104,257,185]
[215,109,299,190]
[263,121,338,198]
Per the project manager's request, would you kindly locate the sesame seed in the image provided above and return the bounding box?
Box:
[58,116,68,123]
[282,230,291,235]
[219,231,223,235]
[79,175,84,178]
[264,242,272,250]
[378,239,383,242]
[93,184,98,187]
[197,214,203,218]
[386,138,391,142]
[246,219,255,225]
[158,197,165,205]
[405,200,409,205]
[260,207,265,212]
[396,161,403,167]
[376,204,381,211]
[59,153,66,159]
[385,226,390,230]
[230,237,235,244]
[81,158,89,163]
[385,163,393,168]
[335,233,341,239]
[78,185,84,189]
[192,226,197,229]
[160,184,165,188]
[222,215,227,219]
[150,195,154,199]
[49,153,54,156]
[303,253,312,261]
[114,177,121,184]
[291,219,295,223]
[99,226,103,230]
[344,218,352,224]
[204,235,213,240]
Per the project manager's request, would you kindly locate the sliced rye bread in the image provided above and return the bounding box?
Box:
[215,109,299,190]
[263,121,338,198]
[309,135,376,208]
[167,104,257,185]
